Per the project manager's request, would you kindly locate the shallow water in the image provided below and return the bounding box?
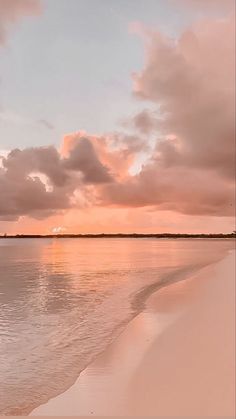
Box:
[0,238,233,415]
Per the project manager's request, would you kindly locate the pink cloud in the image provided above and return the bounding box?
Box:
[113,13,234,216]
[0,138,115,220]
[0,7,234,227]
[101,165,234,216]
[177,0,235,12]
[62,131,144,180]
[0,0,40,44]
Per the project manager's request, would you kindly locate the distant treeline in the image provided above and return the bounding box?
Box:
[0,233,235,239]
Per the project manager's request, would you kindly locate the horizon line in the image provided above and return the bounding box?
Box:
[0,232,235,239]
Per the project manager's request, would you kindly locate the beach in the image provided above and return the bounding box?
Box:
[1,0,234,415]
[31,249,235,417]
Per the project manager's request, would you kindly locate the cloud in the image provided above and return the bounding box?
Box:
[0,0,40,116]
[0,134,116,220]
[38,119,54,130]
[125,109,159,135]
[0,130,148,220]
[0,6,234,223]
[108,13,234,216]
[101,165,234,216]
[63,136,113,184]
[0,0,40,44]
[62,131,145,180]
[99,12,235,217]
[0,166,71,220]
[0,110,55,132]
[0,145,74,220]
[177,0,235,12]
[3,146,71,186]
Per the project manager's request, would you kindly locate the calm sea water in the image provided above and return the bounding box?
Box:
[0,238,233,415]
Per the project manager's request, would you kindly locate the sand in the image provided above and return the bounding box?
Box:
[31,250,235,417]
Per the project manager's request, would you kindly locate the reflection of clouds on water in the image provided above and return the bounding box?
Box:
[0,238,234,415]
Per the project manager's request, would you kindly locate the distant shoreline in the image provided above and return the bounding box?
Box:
[0,233,235,239]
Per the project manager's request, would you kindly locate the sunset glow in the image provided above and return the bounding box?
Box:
[0,2,235,416]
[0,0,235,234]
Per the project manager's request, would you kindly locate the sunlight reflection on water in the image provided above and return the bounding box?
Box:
[0,238,233,415]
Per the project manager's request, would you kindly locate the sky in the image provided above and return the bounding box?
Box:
[0,0,235,234]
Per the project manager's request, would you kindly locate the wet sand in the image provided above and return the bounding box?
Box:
[31,250,235,417]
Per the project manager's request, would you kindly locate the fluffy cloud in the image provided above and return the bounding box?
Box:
[62,131,145,180]
[130,109,158,135]
[0,0,40,44]
[108,13,234,216]
[0,5,234,223]
[0,130,148,220]
[102,166,234,216]
[2,147,68,187]
[0,152,70,220]
[0,136,115,220]
[63,137,113,184]
[133,17,235,177]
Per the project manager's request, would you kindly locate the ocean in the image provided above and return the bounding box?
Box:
[0,238,233,415]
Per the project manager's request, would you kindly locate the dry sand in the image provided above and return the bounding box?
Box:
[31,250,235,417]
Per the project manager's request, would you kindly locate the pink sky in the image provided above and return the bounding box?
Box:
[0,0,235,234]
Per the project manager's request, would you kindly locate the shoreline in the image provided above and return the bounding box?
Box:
[31,250,235,417]
[1,235,235,240]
